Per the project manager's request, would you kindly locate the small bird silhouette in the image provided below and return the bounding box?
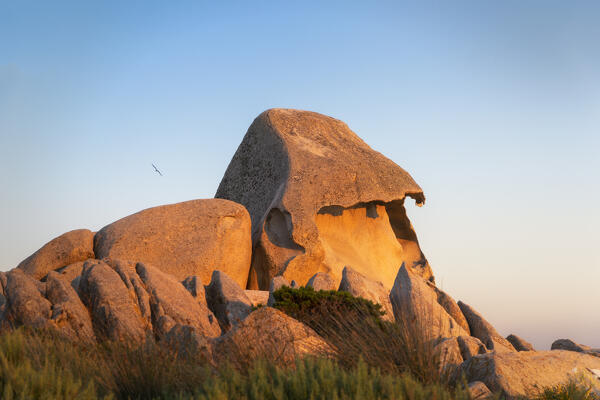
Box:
[152,163,163,176]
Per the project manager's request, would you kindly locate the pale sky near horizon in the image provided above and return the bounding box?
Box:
[1,1,599,349]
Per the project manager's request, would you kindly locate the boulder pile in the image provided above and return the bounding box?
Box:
[2,109,598,399]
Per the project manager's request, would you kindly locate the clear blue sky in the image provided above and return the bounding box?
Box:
[1,1,599,349]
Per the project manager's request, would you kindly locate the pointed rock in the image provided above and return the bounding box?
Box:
[267,276,290,306]
[306,272,337,291]
[390,264,466,340]
[78,260,147,341]
[205,270,252,333]
[45,271,95,342]
[507,334,535,352]
[457,335,487,360]
[136,263,220,339]
[338,266,394,322]
[430,285,470,334]
[457,301,515,353]
[17,229,95,280]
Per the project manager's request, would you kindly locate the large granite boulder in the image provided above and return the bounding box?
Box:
[454,350,600,399]
[4,269,51,328]
[213,307,332,366]
[338,266,394,322]
[94,199,252,287]
[135,262,220,338]
[205,270,253,333]
[457,301,516,353]
[17,229,95,280]
[390,264,466,340]
[216,109,432,289]
[78,260,148,341]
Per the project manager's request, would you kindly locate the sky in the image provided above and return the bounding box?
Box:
[1,1,598,350]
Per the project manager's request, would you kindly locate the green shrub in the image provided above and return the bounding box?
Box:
[530,380,600,400]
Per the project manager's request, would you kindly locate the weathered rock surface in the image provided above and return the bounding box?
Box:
[45,271,95,342]
[435,336,464,371]
[430,285,470,334]
[78,260,147,341]
[244,290,269,307]
[205,270,252,333]
[552,338,600,357]
[17,229,95,280]
[213,307,332,366]
[136,263,221,339]
[454,350,600,399]
[338,266,394,322]
[457,335,487,360]
[267,276,290,306]
[94,199,252,287]
[457,301,516,353]
[216,109,432,289]
[507,334,535,352]
[4,269,51,328]
[306,272,337,291]
[467,382,492,400]
[51,259,94,291]
[390,264,466,339]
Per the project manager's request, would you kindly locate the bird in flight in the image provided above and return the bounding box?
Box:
[152,163,163,176]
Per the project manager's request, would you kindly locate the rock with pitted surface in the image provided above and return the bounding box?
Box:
[78,260,148,341]
[205,270,253,333]
[4,269,51,328]
[338,266,394,322]
[216,109,432,289]
[306,272,337,291]
[457,301,515,353]
[94,199,252,287]
[244,290,269,307]
[17,229,95,280]
[390,264,466,340]
[136,262,220,338]
[507,334,535,352]
[213,307,332,366]
[45,271,95,342]
[453,350,600,399]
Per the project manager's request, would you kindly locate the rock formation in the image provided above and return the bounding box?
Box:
[204,270,253,333]
[94,199,251,287]
[216,108,432,289]
[506,334,535,352]
[306,272,337,291]
[338,266,394,322]
[17,229,95,280]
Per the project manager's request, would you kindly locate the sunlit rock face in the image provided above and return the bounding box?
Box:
[216,108,432,289]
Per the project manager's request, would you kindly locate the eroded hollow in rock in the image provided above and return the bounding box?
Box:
[315,199,431,288]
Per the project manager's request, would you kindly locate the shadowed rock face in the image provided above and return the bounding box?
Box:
[216,109,432,289]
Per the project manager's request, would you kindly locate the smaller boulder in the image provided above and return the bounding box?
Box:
[205,270,252,333]
[213,307,332,367]
[434,337,464,372]
[430,285,470,334]
[17,229,95,280]
[507,334,535,352]
[467,382,493,400]
[338,266,394,322]
[552,339,599,357]
[457,301,515,353]
[306,272,337,291]
[457,335,487,360]
[244,290,269,307]
[267,276,290,306]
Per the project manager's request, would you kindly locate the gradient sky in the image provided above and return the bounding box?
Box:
[1,1,599,349]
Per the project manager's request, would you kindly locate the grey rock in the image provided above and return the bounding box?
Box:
[338,266,394,322]
[457,335,487,360]
[45,271,95,342]
[136,262,220,339]
[267,276,290,306]
[552,338,599,357]
[78,260,147,341]
[430,285,470,334]
[205,270,252,333]
[457,301,516,353]
[306,272,337,291]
